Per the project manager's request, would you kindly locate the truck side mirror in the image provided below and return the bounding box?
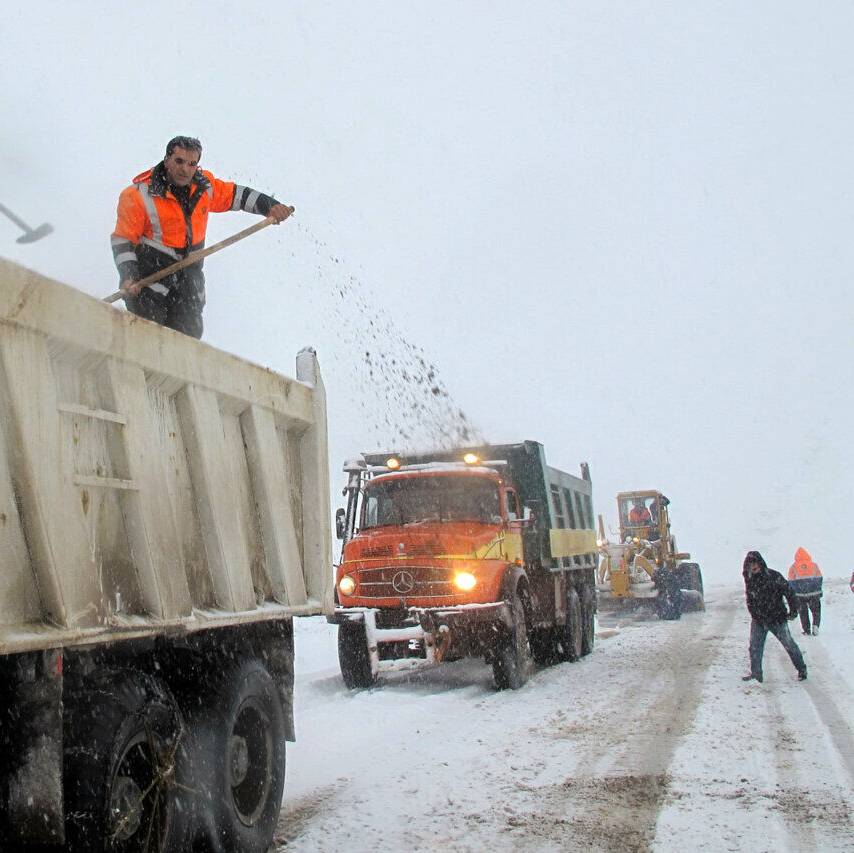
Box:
[335,508,346,540]
[521,506,535,526]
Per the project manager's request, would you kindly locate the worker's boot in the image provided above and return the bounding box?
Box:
[742,673,763,683]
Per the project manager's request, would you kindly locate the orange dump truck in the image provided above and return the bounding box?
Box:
[329,441,598,690]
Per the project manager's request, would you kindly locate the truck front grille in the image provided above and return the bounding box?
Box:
[356,566,454,599]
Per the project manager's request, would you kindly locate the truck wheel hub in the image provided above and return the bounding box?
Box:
[109,775,143,840]
[229,735,250,786]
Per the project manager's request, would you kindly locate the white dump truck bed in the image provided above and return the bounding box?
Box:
[0,258,333,654]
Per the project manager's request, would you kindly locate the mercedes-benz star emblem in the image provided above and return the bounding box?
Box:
[391,570,415,594]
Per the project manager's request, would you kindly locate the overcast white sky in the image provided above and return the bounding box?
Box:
[2,1,852,584]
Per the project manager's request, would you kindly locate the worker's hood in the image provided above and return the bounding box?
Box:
[742,550,768,579]
[789,546,821,577]
[792,546,814,567]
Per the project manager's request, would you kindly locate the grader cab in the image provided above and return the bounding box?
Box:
[597,490,704,620]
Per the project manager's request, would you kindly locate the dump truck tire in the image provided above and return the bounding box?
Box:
[338,622,376,689]
[530,628,560,665]
[64,669,185,852]
[562,588,584,662]
[492,590,532,690]
[580,585,596,656]
[178,659,286,853]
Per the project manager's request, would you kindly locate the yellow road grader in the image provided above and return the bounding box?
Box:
[597,490,704,620]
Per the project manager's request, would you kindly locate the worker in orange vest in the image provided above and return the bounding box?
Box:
[111,136,293,339]
[787,547,823,636]
[628,498,652,526]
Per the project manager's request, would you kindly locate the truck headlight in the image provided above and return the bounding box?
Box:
[338,575,356,596]
[453,571,477,591]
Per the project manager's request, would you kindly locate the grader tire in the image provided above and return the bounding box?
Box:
[679,562,705,612]
[656,571,683,621]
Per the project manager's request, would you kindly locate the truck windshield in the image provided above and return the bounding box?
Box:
[362,475,501,528]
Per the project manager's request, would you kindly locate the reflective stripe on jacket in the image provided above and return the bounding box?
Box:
[110,162,278,287]
[787,547,823,598]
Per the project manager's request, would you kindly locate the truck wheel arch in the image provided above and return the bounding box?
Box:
[499,564,530,610]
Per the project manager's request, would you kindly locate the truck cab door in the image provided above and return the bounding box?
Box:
[505,489,521,527]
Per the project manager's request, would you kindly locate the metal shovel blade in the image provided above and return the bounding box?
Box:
[16,222,54,244]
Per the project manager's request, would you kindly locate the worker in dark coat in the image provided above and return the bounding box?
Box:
[742,550,807,683]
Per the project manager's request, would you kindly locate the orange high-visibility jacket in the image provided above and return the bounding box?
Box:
[787,547,823,597]
[628,507,651,525]
[110,163,278,290]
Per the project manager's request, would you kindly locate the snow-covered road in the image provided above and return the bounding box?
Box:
[276,581,853,852]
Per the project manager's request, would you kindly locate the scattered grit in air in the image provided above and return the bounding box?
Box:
[291,219,483,451]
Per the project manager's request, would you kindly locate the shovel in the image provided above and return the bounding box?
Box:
[0,202,54,244]
[103,211,289,304]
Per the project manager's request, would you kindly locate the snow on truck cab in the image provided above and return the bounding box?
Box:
[330,441,599,690]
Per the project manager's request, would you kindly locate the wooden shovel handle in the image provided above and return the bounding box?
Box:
[103,214,283,303]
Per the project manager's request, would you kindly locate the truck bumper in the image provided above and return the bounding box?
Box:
[329,602,513,675]
[412,601,513,634]
[329,601,512,630]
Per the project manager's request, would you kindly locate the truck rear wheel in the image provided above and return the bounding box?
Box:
[561,588,583,662]
[492,590,532,690]
[179,660,286,853]
[338,621,376,689]
[580,586,596,657]
[530,628,560,665]
[64,670,184,852]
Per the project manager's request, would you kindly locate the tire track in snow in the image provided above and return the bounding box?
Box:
[800,644,854,785]
[764,689,819,853]
[653,585,853,853]
[579,601,737,850]
[491,600,738,851]
[760,635,854,852]
[565,600,737,778]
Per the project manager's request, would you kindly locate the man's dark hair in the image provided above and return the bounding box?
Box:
[165,136,202,158]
